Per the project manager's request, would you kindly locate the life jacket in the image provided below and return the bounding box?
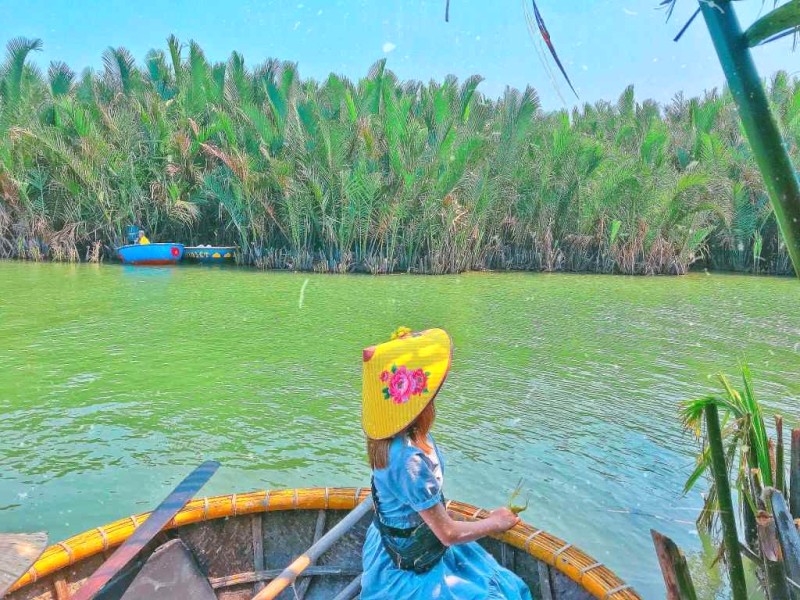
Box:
[370,478,447,574]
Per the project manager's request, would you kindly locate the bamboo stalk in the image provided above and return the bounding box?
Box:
[330,575,362,600]
[705,404,748,600]
[743,467,763,558]
[748,466,768,575]
[650,530,698,600]
[756,509,791,600]
[250,496,373,600]
[699,0,800,277]
[767,489,800,599]
[744,412,761,550]
[209,566,361,589]
[791,429,800,520]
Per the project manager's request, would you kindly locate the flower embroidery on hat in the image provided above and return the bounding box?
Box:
[380,364,430,404]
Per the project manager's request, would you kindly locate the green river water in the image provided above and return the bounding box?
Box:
[1,262,799,598]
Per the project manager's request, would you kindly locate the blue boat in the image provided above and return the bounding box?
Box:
[183,246,237,264]
[117,243,184,265]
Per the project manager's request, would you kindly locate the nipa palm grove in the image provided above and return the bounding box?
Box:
[0,37,798,274]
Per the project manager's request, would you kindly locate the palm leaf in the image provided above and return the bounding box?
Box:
[684,445,712,494]
[102,47,136,95]
[47,61,74,97]
[1,37,43,107]
[681,366,780,534]
[746,0,800,47]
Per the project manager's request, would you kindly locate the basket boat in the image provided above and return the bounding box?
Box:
[116,243,184,266]
[183,246,237,264]
[5,488,640,600]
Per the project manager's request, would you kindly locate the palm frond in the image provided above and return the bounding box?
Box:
[48,62,74,97]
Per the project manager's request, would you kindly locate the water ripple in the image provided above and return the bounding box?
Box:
[0,264,798,599]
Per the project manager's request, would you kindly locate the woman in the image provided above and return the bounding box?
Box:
[361,327,532,599]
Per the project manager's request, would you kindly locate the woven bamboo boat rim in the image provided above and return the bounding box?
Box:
[8,487,640,599]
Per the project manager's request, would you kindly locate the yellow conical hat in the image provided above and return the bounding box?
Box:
[362,327,452,440]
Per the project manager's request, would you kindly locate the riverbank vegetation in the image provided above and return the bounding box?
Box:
[1,38,798,274]
[650,367,800,599]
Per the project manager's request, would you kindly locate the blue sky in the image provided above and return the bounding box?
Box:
[0,0,795,110]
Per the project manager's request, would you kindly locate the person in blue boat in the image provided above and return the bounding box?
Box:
[136,230,150,245]
[360,327,532,600]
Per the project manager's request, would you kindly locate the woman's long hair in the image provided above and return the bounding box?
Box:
[367,402,435,470]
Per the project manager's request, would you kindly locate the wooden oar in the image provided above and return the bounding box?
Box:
[251,495,373,600]
[330,574,362,600]
[0,532,48,597]
[72,460,220,600]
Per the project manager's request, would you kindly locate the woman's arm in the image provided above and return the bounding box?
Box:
[418,504,519,547]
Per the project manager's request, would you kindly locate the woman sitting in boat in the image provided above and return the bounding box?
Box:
[136,230,150,245]
[361,327,531,599]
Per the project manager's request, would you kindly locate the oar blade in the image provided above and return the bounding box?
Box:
[72,460,220,600]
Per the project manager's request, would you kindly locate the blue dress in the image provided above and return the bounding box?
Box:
[361,435,532,600]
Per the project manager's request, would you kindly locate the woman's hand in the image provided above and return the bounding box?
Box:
[487,507,520,533]
[419,503,520,547]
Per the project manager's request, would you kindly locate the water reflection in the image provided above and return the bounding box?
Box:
[119,264,177,280]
